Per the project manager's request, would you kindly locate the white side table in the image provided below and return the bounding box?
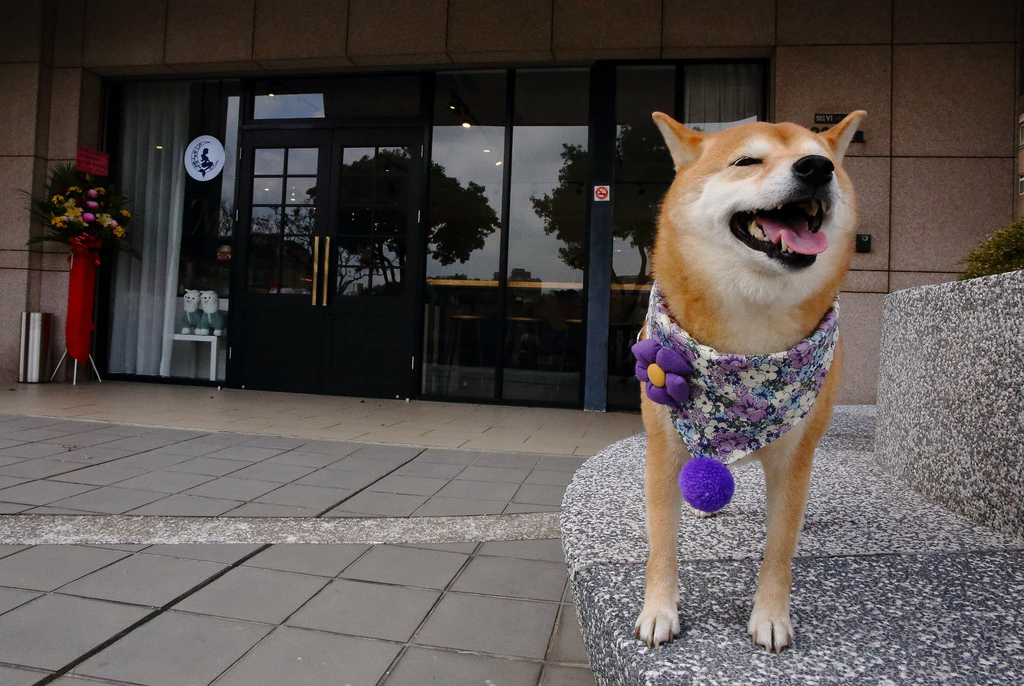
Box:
[172,333,220,381]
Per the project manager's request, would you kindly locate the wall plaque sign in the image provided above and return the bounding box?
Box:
[183,136,225,182]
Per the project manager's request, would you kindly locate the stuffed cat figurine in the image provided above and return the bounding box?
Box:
[181,290,202,334]
[196,290,227,336]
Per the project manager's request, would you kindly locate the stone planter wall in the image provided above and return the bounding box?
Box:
[876,270,1024,536]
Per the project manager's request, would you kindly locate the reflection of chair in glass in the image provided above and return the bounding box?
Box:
[445,313,486,390]
[504,316,542,368]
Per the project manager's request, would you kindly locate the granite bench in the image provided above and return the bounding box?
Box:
[876,270,1024,537]
[561,406,1024,685]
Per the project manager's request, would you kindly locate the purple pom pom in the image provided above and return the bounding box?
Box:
[679,457,734,514]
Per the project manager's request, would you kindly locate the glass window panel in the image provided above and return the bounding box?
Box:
[278,236,314,294]
[322,75,421,117]
[433,71,507,126]
[340,206,373,235]
[370,268,403,296]
[422,71,506,400]
[616,66,675,124]
[340,177,373,205]
[337,266,371,296]
[502,286,584,405]
[337,237,372,267]
[247,261,278,292]
[374,175,409,207]
[285,177,317,205]
[377,147,410,175]
[374,208,406,240]
[373,239,405,273]
[682,63,764,132]
[608,66,678,410]
[249,234,279,263]
[287,148,318,175]
[254,76,421,119]
[343,147,376,170]
[254,93,325,119]
[251,207,280,234]
[503,69,589,405]
[253,177,282,205]
[282,206,315,235]
[254,148,284,175]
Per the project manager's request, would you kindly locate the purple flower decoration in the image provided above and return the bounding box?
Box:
[632,338,693,408]
[81,212,96,223]
[733,394,769,422]
[86,189,99,199]
[85,200,99,210]
[719,354,751,373]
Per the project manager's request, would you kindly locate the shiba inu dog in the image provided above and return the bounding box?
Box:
[634,111,866,652]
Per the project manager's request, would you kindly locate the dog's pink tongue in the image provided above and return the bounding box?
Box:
[756,216,828,255]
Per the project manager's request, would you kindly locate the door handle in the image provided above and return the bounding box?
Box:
[321,236,330,306]
[312,236,320,306]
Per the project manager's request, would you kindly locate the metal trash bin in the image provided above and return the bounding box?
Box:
[19,312,52,383]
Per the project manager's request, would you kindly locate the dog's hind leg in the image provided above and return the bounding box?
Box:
[635,397,688,648]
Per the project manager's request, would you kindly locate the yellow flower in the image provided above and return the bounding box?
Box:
[67,186,82,194]
[50,216,62,226]
[120,209,130,217]
[65,205,82,218]
[51,194,65,204]
[113,226,125,238]
[97,188,107,195]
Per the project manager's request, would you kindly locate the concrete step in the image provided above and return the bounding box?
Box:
[561,406,1024,685]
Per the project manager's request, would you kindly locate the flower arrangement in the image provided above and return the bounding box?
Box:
[25,163,139,262]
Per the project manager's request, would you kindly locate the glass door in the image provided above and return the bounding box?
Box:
[232,127,425,398]
[322,130,424,399]
[232,129,331,393]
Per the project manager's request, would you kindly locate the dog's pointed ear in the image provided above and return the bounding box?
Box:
[820,110,866,162]
[652,112,706,170]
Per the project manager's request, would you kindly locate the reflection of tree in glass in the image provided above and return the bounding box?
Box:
[611,123,669,284]
[337,149,418,295]
[427,161,499,268]
[531,126,668,285]
[530,144,589,274]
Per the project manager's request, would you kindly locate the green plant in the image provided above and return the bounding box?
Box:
[959,218,1024,280]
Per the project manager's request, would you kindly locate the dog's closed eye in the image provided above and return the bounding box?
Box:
[732,157,763,167]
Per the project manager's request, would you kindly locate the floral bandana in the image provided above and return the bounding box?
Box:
[634,282,839,465]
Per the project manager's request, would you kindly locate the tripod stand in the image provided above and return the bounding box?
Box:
[50,350,103,385]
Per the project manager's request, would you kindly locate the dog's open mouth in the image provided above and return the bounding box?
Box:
[729,198,828,269]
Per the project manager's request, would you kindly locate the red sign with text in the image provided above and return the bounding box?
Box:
[76,147,109,176]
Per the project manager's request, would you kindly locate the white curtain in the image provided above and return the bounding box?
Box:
[108,82,190,376]
[683,64,764,133]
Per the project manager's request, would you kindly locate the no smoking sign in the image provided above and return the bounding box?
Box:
[593,185,610,201]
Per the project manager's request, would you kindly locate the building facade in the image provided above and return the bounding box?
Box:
[1,0,1019,409]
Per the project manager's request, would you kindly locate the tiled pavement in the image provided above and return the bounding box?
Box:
[0,382,644,457]
[0,415,584,518]
[0,539,591,685]
[0,399,605,686]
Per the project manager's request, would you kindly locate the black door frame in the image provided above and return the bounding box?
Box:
[228,124,429,397]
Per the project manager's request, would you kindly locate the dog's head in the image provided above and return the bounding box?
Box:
[652,111,865,306]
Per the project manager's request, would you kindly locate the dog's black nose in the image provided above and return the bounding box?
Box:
[792,155,834,187]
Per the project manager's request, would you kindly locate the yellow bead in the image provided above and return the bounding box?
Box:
[647,363,666,387]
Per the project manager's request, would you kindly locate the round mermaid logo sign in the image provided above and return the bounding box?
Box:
[183,135,225,182]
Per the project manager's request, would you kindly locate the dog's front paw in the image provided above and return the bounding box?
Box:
[635,602,681,648]
[747,603,793,653]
